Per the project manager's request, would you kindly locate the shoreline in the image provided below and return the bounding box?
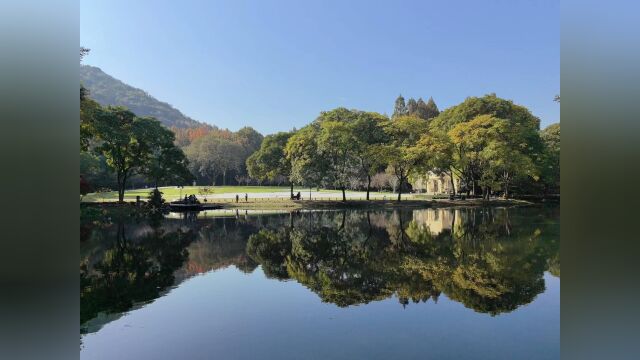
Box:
[82,198,543,212]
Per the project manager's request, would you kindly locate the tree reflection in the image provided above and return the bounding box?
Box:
[80,206,559,336]
[246,208,559,315]
[80,218,196,334]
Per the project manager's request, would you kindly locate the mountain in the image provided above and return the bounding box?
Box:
[80,65,206,128]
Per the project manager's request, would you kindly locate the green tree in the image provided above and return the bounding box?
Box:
[424,97,440,120]
[381,115,429,201]
[392,94,407,119]
[415,98,429,120]
[235,126,264,160]
[412,132,458,194]
[448,115,537,198]
[246,131,295,196]
[351,112,389,199]
[430,93,540,134]
[431,94,544,196]
[285,126,326,191]
[406,98,418,115]
[539,123,560,194]
[144,140,192,188]
[80,87,101,151]
[317,120,359,201]
[92,106,187,202]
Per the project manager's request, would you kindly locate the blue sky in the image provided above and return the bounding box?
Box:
[81,0,559,134]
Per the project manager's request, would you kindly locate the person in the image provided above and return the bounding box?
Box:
[235,194,239,203]
[296,191,301,200]
[245,193,248,202]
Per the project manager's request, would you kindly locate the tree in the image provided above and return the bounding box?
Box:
[424,97,440,120]
[317,120,359,201]
[392,95,406,119]
[184,135,244,185]
[381,115,429,201]
[448,115,537,199]
[92,106,188,202]
[144,141,192,188]
[430,94,540,135]
[415,98,429,120]
[351,112,389,199]
[285,126,327,193]
[412,132,457,195]
[406,98,418,115]
[80,87,101,151]
[285,108,389,201]
[246,131,295,196]
[539,123,560,194]
[431,94,544,196]
[235,126,264,159]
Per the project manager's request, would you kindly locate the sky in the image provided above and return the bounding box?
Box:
[81,0,559,134]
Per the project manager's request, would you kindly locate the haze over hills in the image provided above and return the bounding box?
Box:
[80,65,208,129]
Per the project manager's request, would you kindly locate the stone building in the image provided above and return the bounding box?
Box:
[411,171,460,195]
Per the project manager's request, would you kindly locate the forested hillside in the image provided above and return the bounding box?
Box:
[80,65,205,128]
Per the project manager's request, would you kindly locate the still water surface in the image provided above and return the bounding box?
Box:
[80,206,559,359]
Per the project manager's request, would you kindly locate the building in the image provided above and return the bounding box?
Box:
[411,171,460,195]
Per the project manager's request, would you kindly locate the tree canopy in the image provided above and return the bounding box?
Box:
[91,106,191,201]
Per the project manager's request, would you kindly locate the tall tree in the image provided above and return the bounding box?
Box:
[184,134,243,185]
[539,123,560,194]
[430,94,544,196]
[144,138,193,188]
[285,126,326,193]
[246,131,295,196]
[92,107,188,202]
[351,112,389,200]
[448,115,537,199]
[381,115,429,201]
[392,95,407,119]
[406,98,418,115]
[415,98,429,120]
[317,121,359,201]
[424,97,440,120]
[80,87,100,151]
[412,132,457,195]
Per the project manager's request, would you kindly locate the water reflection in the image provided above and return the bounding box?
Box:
[80,206,559,335]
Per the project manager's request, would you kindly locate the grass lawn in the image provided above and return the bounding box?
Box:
[81,185,411,202]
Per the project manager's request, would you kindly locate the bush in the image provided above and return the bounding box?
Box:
[147,188,165,212]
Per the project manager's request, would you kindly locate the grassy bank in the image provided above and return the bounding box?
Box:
[81,185,405,202]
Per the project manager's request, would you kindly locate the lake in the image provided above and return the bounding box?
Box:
[80,206,560,359]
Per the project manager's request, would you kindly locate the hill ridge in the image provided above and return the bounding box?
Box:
[80,65,209,129]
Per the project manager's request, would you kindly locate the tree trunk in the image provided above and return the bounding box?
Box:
[222,171,226,186]
[117,172,128,203]
[503,172,510,199]
[290,182,294,198]
[449,170,456,196]
[341,187,346,202]
[366,175,371,200]
[397,176,403,202]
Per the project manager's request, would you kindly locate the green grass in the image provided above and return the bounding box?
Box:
[81,185,415,202]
